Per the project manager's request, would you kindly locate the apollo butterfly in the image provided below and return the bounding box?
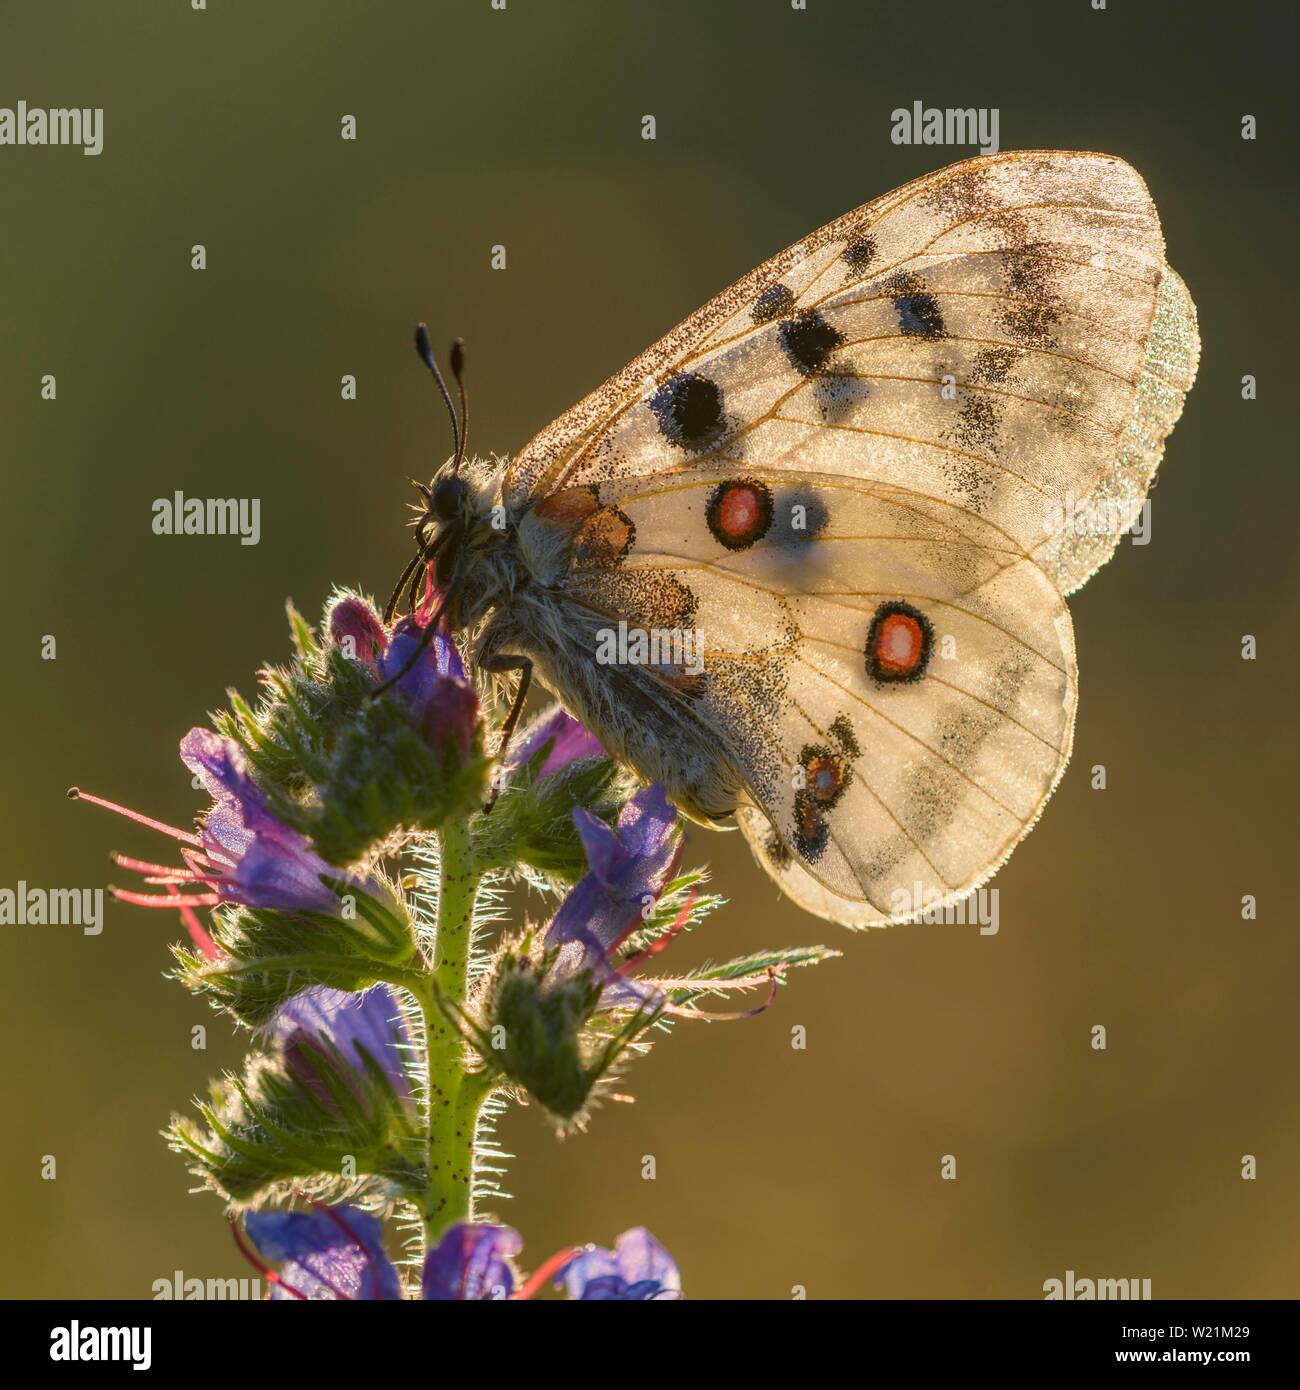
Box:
[394,151,1199,927]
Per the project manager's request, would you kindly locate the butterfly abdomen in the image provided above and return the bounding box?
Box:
[481,578,742,828]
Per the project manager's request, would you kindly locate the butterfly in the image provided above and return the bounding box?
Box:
[390,151,1200,928]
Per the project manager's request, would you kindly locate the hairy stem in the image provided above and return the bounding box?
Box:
[419,818,484,1243]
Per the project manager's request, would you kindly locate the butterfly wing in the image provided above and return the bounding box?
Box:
[507,150,1198,595]
[506,152,1198,926]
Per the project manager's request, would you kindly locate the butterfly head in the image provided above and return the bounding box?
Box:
[430,471,469,522]
[397,453,511,630]
[410,466,471,544]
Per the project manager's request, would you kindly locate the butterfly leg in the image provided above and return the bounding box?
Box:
[478,652,533,813]
[370,581,461,699]
[383,549,423,624]
[405,556,426,616]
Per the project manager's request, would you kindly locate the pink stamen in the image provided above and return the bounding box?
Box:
[69,787,202,847]
[166,883,220,961]
[415,563,439,627]
[110,887,221,909]
[514,1245,580,1300]
[182,845,225,874]
[111,852,205,879]
[73,786,221,960]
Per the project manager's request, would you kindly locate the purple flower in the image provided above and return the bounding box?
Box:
[377,615,479,759]
[328,591,480,759]
[557,1227,682,1301]
[508,705,605,781]
[423,1223,522,1301]
[546,784,682,1002]
[271,985,412,1102]
[239,1207,520,1301]
[241,1206,401,1301]
[72,727,356,958]
[534,786,776,1025]
[177,729,340,913]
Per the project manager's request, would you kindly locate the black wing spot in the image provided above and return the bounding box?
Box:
[997,245,1064,347]
[752,283,796,324]
[793,794,830,863]
[970,345,1018,385]
[894,291,946,338]
[773,487,829,544]
[812,369,870,422]
[764,828,793,871]
[648,372,727,452]
[842,236,878,274]
[778,309,844,376]
[948,393,1003,455]
[829,714,860,758]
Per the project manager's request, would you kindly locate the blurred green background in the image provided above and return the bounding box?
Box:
[1,0,1296,1299]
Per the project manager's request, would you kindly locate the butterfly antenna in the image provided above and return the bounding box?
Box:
[414,322,461,470]
[450,337,468,473]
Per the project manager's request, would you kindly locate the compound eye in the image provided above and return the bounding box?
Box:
[432,476,467,521]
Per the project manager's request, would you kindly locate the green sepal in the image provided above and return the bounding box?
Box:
[454,932,661,1124]
[664,942,841,1010]
[168,1036,426,1204]
[302,692,489,866]
[469,740,633,882]
[172,883,423,1030]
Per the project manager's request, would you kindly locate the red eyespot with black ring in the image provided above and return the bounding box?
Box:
[706,478,774,552]
[865,600,933,685]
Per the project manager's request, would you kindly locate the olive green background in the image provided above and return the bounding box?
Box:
[1,0,1295,1300]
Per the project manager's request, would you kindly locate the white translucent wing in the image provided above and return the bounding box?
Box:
[506,151,1199,596]
[506,152,1199,926]
[554,470,1076,927]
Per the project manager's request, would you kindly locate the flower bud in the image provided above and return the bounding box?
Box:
[378,616,480,757]
[327,597,387,670]
[481,944,606,1120]
[214,595,489,863]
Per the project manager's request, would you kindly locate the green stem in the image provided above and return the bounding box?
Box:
[419,818,485,1244]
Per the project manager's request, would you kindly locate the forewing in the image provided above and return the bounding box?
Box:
[507,150,1198,596]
